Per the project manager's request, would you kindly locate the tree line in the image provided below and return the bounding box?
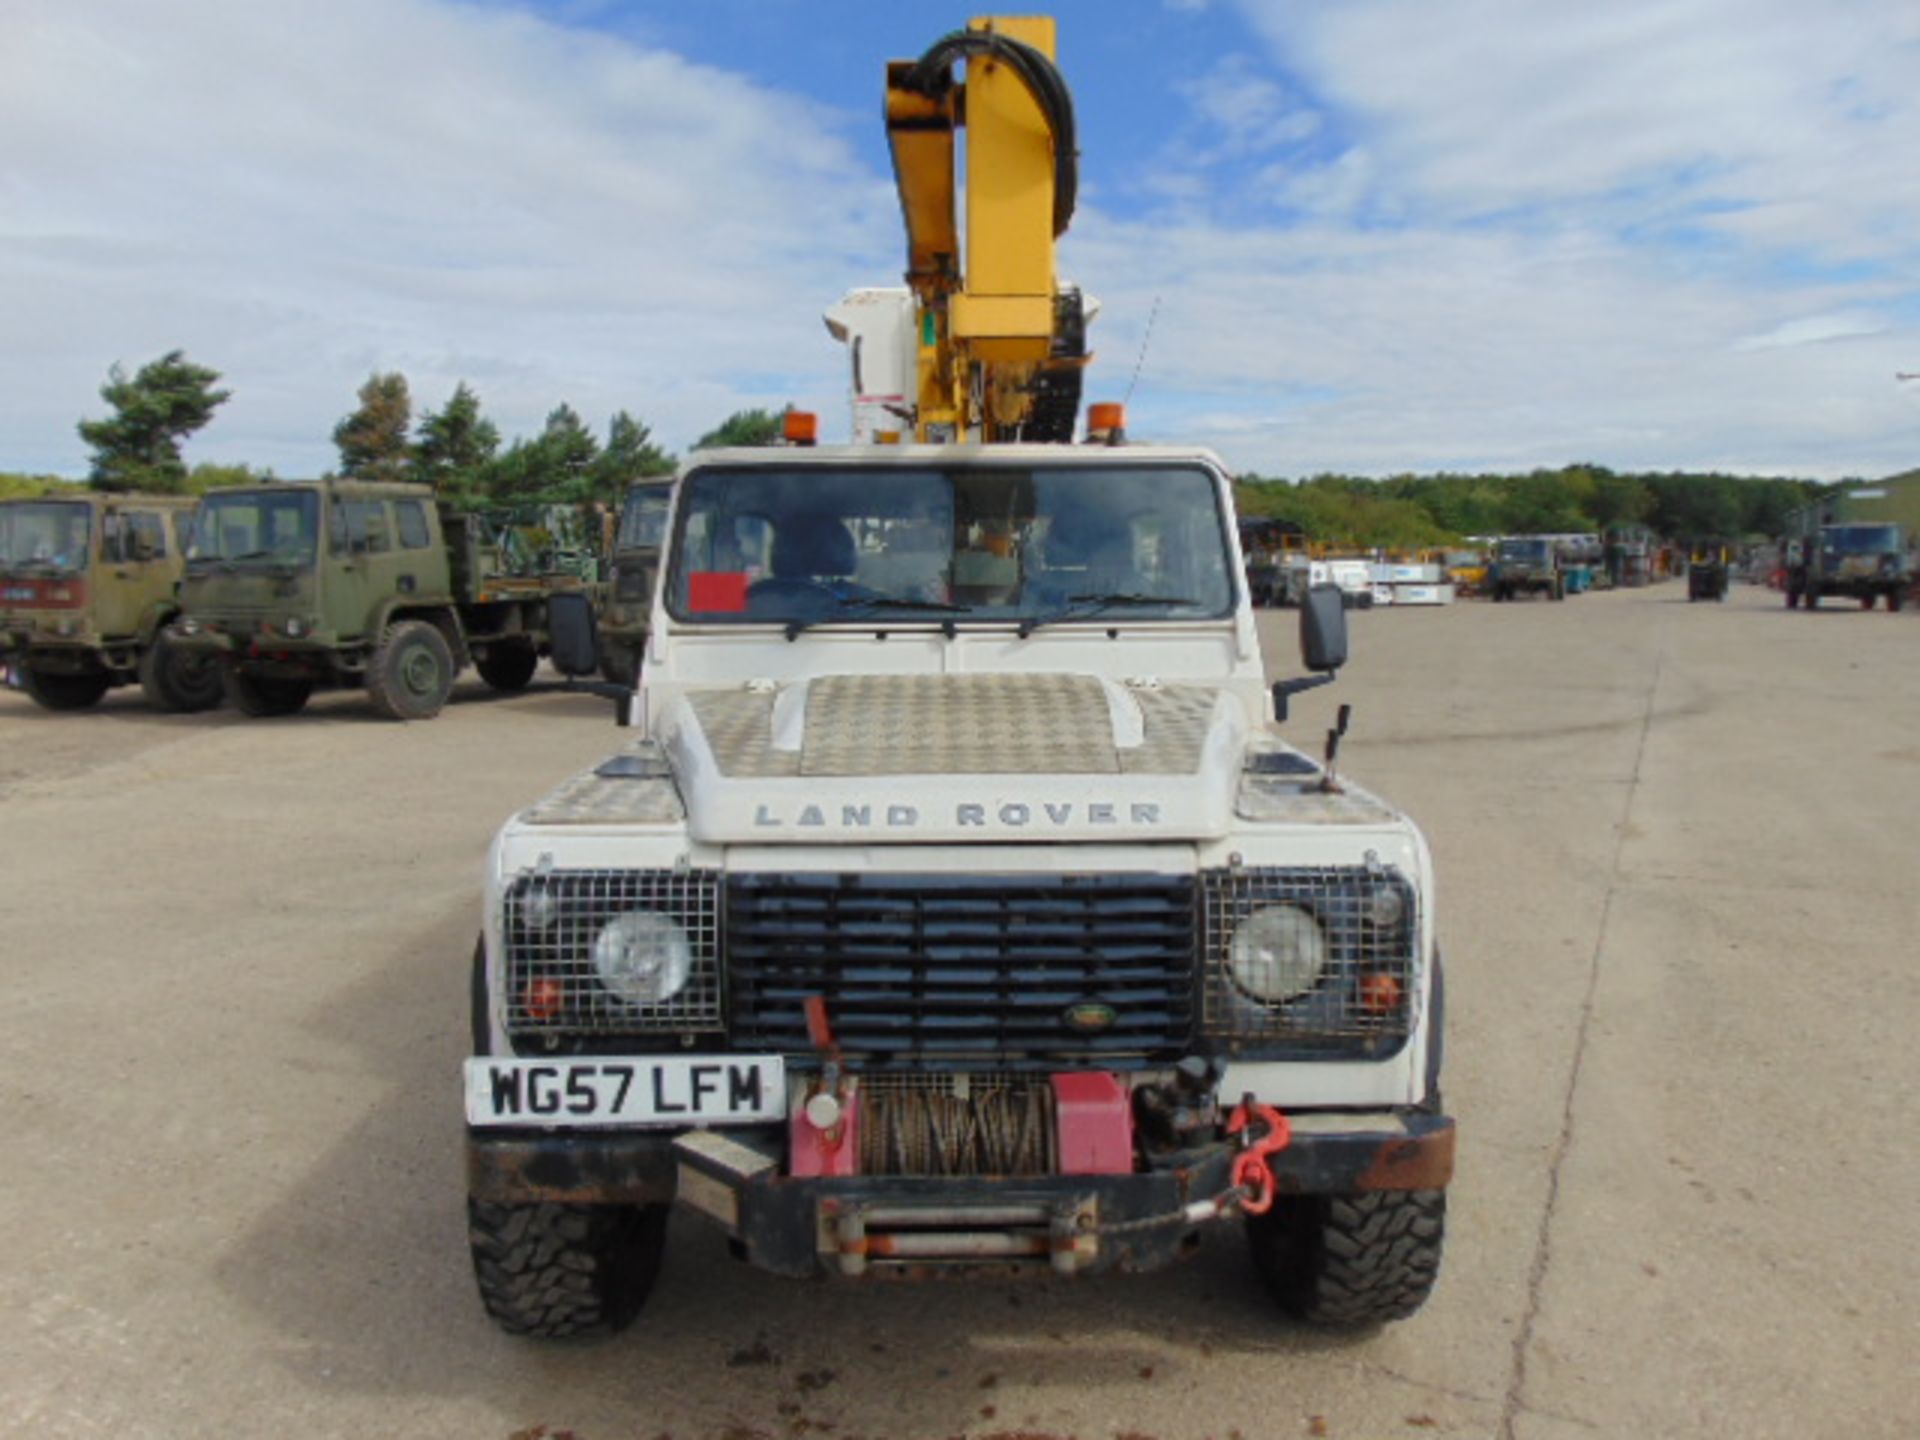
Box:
[1236,465,1825,548]
[5,350,1843,538]
[4,349,791,506]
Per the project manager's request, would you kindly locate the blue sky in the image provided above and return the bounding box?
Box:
[5,0,1920,479]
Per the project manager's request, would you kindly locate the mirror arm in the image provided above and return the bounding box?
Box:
[1271,672,1336,724]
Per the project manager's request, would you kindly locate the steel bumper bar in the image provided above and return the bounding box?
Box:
[467,1111,1455,1278]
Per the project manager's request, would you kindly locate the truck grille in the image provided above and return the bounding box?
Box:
[502,868,723,1039]
[1199,864,1419,1057]
[727,873,1196,1068]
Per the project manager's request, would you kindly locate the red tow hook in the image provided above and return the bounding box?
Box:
[1226,1099,1292,1216]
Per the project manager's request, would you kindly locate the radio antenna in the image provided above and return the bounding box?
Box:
[1122,295,1161,408]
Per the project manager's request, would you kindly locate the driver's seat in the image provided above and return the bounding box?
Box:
[769,515,856,581]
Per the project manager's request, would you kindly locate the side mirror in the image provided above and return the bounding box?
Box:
[1272,583,1350,724]
[1300,583,1348,672]
[548,590,600,677]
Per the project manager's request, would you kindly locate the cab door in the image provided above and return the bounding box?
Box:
[95,506,171,640]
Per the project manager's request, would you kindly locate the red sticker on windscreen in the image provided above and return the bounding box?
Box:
[689,571,749,613]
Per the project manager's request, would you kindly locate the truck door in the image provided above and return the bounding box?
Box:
[326,498,383,643]
[96,506,171,641]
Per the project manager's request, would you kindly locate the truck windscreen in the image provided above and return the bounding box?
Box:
[0,501,91,573]
[667,464,1234,626]
[188,490,320,564]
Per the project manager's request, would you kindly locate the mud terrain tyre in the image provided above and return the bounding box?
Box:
[20,666,110,711]
[467,1199,668,1339]
[476,641,538,693]
[223,668,313,717]
[139,635,223,713]
[367,619,455,720]
[1247,1188,1445,1328]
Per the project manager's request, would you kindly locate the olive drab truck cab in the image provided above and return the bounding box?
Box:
[169,479,590,719]
[1784,521,1909,611]
[0,492,222,712]
[1488,536,1565,602]
[463,444,1455,1338]
[597,479,674,687]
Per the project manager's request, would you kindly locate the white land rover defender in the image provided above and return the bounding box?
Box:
[464,443,1453,1337]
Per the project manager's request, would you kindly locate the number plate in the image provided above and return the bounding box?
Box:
[464,1056,785,1128]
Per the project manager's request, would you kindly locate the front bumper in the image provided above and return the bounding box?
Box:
[468,1109,1455,1278]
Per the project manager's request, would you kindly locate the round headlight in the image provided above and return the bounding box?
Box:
[591,911,692,1005]
[1229,903,1326,1003]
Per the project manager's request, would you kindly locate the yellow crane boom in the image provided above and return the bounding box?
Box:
[884,16,1089,444]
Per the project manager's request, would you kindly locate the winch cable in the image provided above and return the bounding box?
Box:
[900,28,1079,237]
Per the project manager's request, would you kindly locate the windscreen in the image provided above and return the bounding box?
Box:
[1823,524,1901,555]
[667,463,1234,626]
[617,486,672,551]
[1499,539,1550,562]
[189,490,320,563]
[0,501,91,573]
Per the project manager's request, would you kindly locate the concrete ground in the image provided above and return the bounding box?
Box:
[1,581,1914,1440]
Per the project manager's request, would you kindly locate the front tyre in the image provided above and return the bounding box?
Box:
[467,1199,668,1339]
[475,641,538,693]
[1246,1188,1445,1329]
[223,668,313,717]
[20,666,110,711]
[139,635,224,713]
[367,619,455,720]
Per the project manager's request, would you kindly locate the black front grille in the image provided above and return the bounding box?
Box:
[727,873,1197,1068]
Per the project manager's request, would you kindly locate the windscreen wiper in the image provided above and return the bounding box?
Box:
[1016,591,1196,638]
[784,593,973,640]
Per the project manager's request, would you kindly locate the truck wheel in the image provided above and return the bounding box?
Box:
[1785,589,1799,609]
[223,668,313,717]
[20,666,110,711]
[1246,1188,1445,1329]
[367,619,455,720]
[467,1199,668,1339]
[475,642,538,693]
[1860,594,1875,611]
[138,636,224,713]
[1890,589,1905,613]
[1806,590,1819,610]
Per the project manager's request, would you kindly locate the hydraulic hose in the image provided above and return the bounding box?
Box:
[901,29,1079,237]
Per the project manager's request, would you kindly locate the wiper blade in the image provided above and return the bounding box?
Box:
[784,593,973,640]
[1017,591,1197,638]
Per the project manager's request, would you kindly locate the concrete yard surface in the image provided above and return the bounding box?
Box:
[1,582,1914,1439]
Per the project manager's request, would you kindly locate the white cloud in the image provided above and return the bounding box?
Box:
[0,0,895,474]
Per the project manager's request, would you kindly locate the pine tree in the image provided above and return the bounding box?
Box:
[694,407,787,449]
[412,382,501,499]
[332,372,413,482]
[588,410,675,504]
[77,350,231,493]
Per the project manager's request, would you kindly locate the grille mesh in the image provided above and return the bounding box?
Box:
[1200,865,1418,1055]
[503,868,722,1037]
[727,873,1197,1068]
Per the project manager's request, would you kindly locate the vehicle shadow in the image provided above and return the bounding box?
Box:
[214,903,1386,1439]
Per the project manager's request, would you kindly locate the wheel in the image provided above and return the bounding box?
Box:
[1246,1188,1446,1329]
[475,641,538,693]
[19,665,110,711]
[1806,590,1819,610]
[599,643,640,688]
[1860,594,1875,611]
[138,635,223,713]
[223,668,313,717]
[1889,589,1905,613]
[367,618,456,720]
[467,1199,669,1339]
[1785,589,1799,609]
[1551,579,1565,601]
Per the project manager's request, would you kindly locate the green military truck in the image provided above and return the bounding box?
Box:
[596,479,672,686]
[1488,536,1565,602]
[1784,522,1909,611]
[170,479,592,719]
[0,492,224,712]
